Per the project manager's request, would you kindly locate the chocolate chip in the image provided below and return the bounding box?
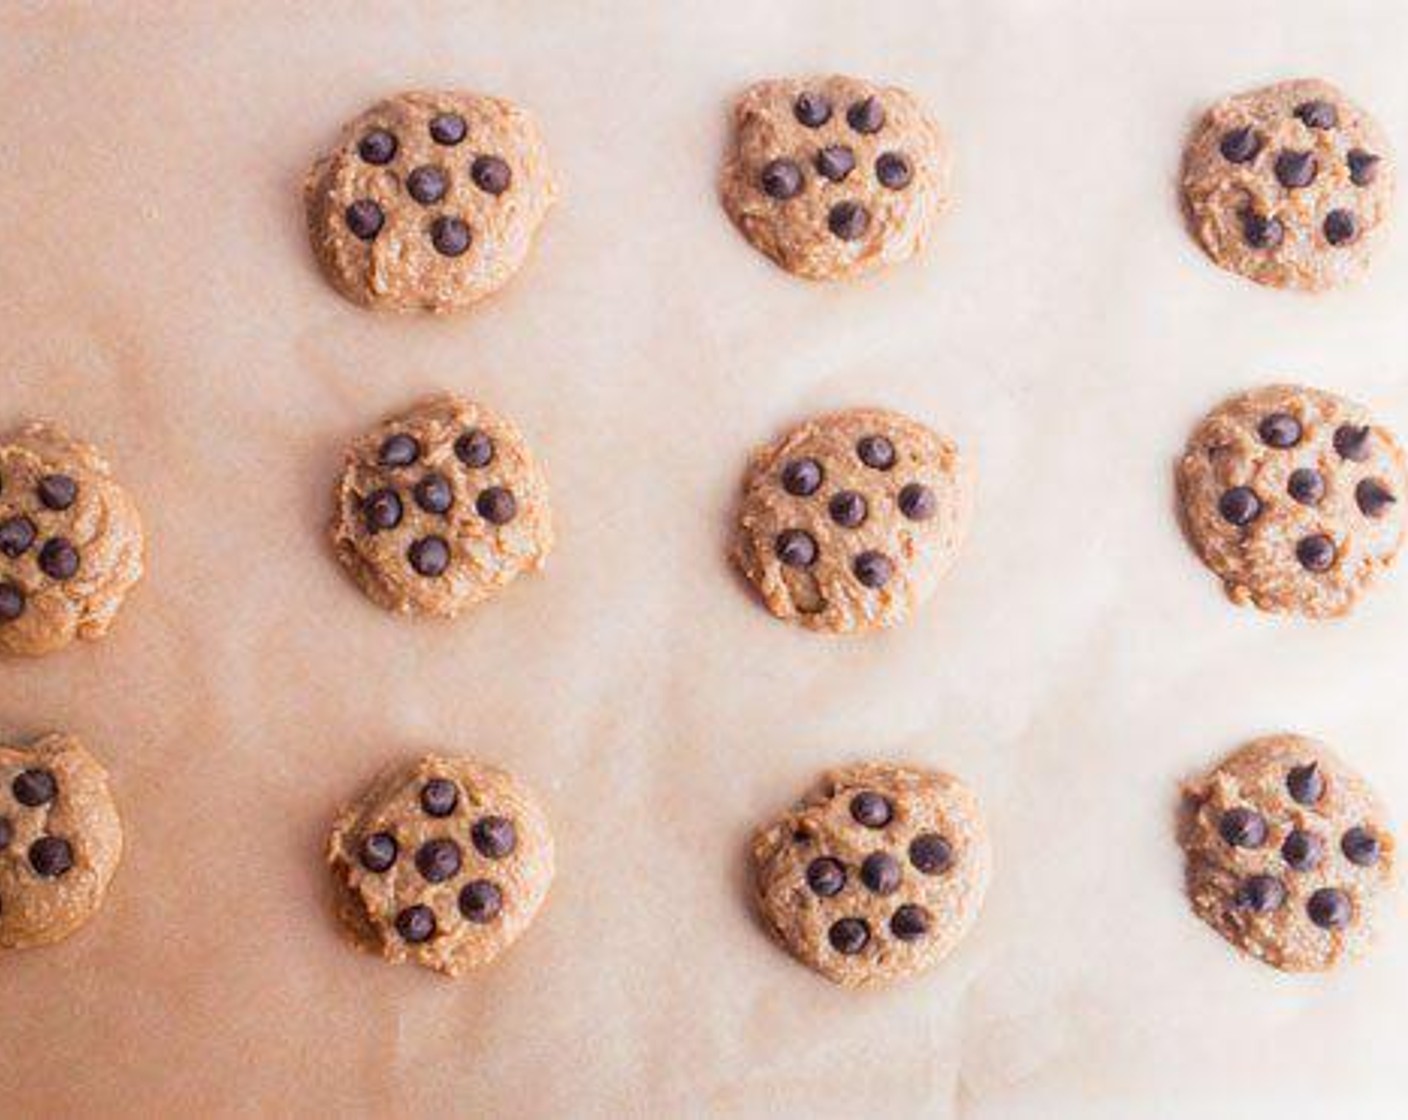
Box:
[1347,149,1381,187]
[414,473,454,515]
[828,490,868,528]
[363,488,403,533]
[1306,887,1351,930]
[475,487,517,525]
[846,97,885,134]
[856,435,896,470]
[1258,412,1302,448]
[775,529,817,568]
[794,92,832,128]
[1234,874,1285,913]
[827,201,870,240]
[37,474,77,511]
[0,816,10,849]
[898,483,936,521]
[1241,211,1284,250]
[1219,807,1268,849]
[408,536,450,577]
[815,146,856,183]
[828,917,870,954]
[29,836,73,878]
[875,152,913,190]
[860,851,901,895]
[806,856,846,897]
[1218,487,1261,526]
[344,199,384,240]
[1281,829,1323,871]
[38,539,79,581]
[458,879,503,923]
[909,832,952,875]
[1287,469,1325,506]
[429,113,466,145]
[430,216,471,257]
[760,158,804,200]
[850,791,893,829]
[1296,534,1336,573]
[406,165,448,205]
[1219,126,1263,164]
[395,904,437,943]
[415,837,463,883]
[454,430,494,469]
[781,458,823,497]
[852,550,893,588]
[1274,150,1317,189]
[13,768,57,806]
[420,778,458,817]
[359,832,398,873]
[1356,479,1396,518]
[1333,424,1372,462]
[471,155,512,195]
[890,904,930,941]
[1286,763,1324,806]
[472,815,517,859]
[358,129,398,165]
[1323,209,1357,246]
[1294,100,1338,130]
[0,583,23,623]
[0,515,36,558]
[378,433,421,467]
[1341,826,1381,867]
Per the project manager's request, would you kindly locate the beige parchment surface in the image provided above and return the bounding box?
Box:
[2,1,1408,1116]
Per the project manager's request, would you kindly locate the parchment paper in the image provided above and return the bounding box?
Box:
[3,2,1408,1116]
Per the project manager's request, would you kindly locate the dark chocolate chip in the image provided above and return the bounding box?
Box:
[358,129,398,165]
[1347,149,1381,187]
[794,92,832,128]
[828,490,868,528]
[781,458,823,497]
[1218,807,1268,849]
[898,483,936,521]
[1281,829,1323,871]
[875,152,913,190]
[860,851,901,895]
[909,832,952,875]
[0,816,10,849]
[760,158,804,200]
[890,904,930,941]
[458,879,503,923]
[1306,887,1351,930]
[395,904,437,943]
[1241,210,1284,250]
[1218,487,1261,526]
[471,155,512,195]
[828,917,870,954]
[455,430,494,469]
[815,145,856,183]
[852,550,893,588]
[1274,150,1317,189]
[846,97,885,134]
[414,837,463,883]
[1286,763,1324,806]
[413,473,454,515]
[37,474,77,511]
[475,487,517,525]
[1341,826,1381,867]
[0,516,36,558]
[1287,469,1326,506]
[38,539,79,581]
[363,488,403,533]
[856,435,896,470]
[430,215,471,257]
[1294,100,1338,130]
[1219,126,1263,164]
[406,165,448,205]
[13,768,57,806]
[420,778,458,817]
[1234,874,1285,913]
[775,529,817,568]
[344,199,384,240]
[1258,413,1302,448]
[806,856,846,897]
[1356,478,1396,518]
[1296,534,1336,573]
[850,791,893,829]
[29,836,73,878]
[472,815,517,859]
[408,536,450,577]
[429,113,467,145]
[1324,209,1357,246]
[359,832,398,873]
[827,200,870,240]
[1333,424,1372,462]
[378,434,421,467]
[0,583,23,622]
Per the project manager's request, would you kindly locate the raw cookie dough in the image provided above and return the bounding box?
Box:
[1177,384,1406,618]
[1180,735,1395,972]
[753,762,990,988]
[1182,78,1393,291]
[327,755,553,977]
[720,75,951,281]
[0,423,144,657]
[0,733,123,950]
[331,394,553,618]
[733,407,971,634]
[305,90,557,312]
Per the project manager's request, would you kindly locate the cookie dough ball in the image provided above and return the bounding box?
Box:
[0,733,123,950]
[1181,735,1395,972]
[753,762,990,988]
[720,75,951,280]
[1177,385,1406,618]
[733,407,971,634]
[1182,78,1393,291]
[0,423,144,657]
[327,755,553,977]
[305,90,557,312]
[331,394,553,618]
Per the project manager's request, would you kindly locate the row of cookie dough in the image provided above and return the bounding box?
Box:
[2,733,1391,980]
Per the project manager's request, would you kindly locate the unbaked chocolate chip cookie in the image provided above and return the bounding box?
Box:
[1183,78,1393,291]
[327,755,553,977]
[331,394,553,618]
[305,90,557,312]
[1181,735,1395,972]
[1,733,123,950]
[720,75,951,280]
[0,423,144,657]
[753,763,990,987]
[733,407,971,633]
[1177,385,1406,618]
